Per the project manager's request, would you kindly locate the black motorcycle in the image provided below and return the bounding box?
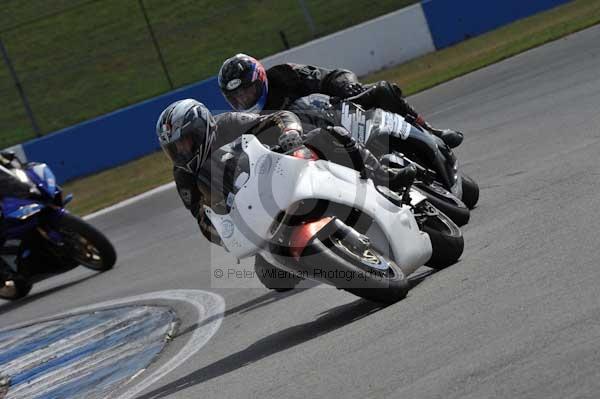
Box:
[288,94,479,226]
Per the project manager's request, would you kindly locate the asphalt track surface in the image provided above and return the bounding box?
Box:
[2,25,600,398]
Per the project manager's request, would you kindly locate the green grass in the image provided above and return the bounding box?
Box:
[64,151,173,216]
[60,0,600,217]
[0,0,417,148]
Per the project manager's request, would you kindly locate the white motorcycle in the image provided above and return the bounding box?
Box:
[205,134,463,304]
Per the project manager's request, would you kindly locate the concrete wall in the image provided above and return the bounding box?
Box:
[262,4,436,77]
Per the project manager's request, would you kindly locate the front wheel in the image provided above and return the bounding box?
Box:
[55,213,117,271]
[302,231,409,304]
[419,203,464,269]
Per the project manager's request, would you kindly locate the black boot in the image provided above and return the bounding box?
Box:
[418,120,464,149]
[372,164,417,191]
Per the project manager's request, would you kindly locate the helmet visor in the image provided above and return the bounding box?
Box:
[163,134,200,171]
[224,80,263,111]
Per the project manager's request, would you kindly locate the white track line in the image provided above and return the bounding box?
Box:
[83,182,175,221]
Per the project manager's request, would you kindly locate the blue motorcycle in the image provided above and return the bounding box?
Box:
[0,155,116,300]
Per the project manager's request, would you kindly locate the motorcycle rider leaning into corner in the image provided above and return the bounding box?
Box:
[217,53,464,149]
[155,98,417,246]
[0,151,40,289]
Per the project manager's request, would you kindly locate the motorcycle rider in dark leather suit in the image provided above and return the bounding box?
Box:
[217,53,464,149]
[155,99,416,246]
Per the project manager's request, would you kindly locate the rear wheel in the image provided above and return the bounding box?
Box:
[419,203,464,269]
[461,173,479,209]
[55,213,117,271]
[413,183,470,226]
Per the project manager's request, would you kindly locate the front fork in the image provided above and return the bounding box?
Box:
[35,206,67,246]
[267,216,377,286]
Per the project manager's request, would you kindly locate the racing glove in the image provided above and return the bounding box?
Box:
[278,129,304,152]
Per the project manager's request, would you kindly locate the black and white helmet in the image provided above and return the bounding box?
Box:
[156,99,216,174]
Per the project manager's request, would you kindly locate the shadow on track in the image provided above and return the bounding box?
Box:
[174,281,320,340]
[136,297,387,399]
[137,267,437,399]
[0,272,102,316]
[175,268,435,341]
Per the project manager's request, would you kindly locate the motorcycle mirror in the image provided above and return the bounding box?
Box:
[63,193,74,205]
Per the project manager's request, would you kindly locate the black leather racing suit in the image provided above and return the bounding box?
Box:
[263,63,463,148]
[173,111,300,244]
[263,63,416,118]
[0,174,32,199]
[173,111,410,245]
[0,155,32,199]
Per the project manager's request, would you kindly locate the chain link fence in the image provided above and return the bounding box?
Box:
[0,0,418,148]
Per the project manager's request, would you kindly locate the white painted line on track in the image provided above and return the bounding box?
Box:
[83,182,175,221]
[118,290,225,399]
[0,289,226,399]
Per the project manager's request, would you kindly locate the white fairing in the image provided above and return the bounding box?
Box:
[206,135,432,276]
